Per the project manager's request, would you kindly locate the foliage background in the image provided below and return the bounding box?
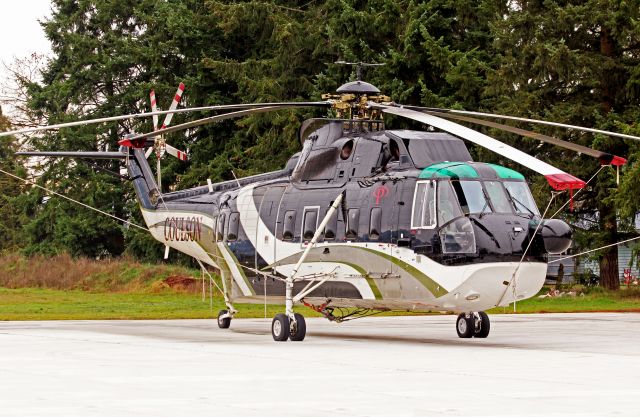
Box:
[2,0,639,289]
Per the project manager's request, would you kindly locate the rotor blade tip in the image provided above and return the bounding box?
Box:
[610,155,627,166]
[545,174,586,191]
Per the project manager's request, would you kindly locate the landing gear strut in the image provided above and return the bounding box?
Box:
[271,193,343,342]
[456,311,490,338]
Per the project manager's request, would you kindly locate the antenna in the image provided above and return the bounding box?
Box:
[334,60,385,80]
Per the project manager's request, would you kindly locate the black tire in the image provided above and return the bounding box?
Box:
[456,313,475,338]
[217,309,231,329]
[474,311,490,338]
[289,313,306,341]
[272,313,290,342]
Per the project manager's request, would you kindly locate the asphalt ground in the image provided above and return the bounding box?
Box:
[0,313,639,417]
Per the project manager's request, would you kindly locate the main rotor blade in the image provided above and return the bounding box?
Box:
[126,104,318,142]
[404,105,640,142]
[0,102,330,138]
[423,111,627,166]
[374,104,585,190]
[16,151,127,159]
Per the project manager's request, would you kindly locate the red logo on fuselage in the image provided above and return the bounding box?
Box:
[373,185,389,205]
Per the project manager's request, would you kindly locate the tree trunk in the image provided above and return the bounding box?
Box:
[600,248,620,290]
[596,25,620,290]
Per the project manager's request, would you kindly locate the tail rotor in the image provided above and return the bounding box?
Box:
[143,83,189,190]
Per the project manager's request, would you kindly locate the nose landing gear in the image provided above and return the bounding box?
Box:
[456,311,490,338]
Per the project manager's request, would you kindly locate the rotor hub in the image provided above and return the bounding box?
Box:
[322,81,390,120]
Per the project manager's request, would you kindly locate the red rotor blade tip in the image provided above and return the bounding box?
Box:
[545,173,586,191]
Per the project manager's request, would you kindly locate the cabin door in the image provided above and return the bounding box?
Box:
[255,185,287,271]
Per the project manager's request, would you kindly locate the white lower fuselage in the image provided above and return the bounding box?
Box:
[140,201,546,313]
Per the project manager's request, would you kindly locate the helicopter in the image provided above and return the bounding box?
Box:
[4,64,634,342]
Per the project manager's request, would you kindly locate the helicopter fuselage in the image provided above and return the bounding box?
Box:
[132,119,570,313]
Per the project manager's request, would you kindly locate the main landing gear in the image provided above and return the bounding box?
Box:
[456,311,490,338]
[271,313,307,341]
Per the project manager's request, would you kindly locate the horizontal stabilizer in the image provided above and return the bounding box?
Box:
[16,151,127,159]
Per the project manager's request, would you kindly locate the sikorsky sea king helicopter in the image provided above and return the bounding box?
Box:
[5,63,636,341]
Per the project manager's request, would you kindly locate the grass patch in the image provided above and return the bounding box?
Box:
[488,286,640,314]
[0,253,200,292]
[0,254,639,320]
[0,287,319,320]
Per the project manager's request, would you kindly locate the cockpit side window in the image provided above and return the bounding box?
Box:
[411,181,436,229]
[451,180,491,215]
[437,181,464,225]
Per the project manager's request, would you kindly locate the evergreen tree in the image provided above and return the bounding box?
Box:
[0,107,27,251]
[487,0,640,289]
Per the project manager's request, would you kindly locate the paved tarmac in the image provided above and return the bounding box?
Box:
[0,313,639,417]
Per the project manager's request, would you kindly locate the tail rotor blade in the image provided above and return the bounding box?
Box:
[165,144,188,161]
[160,82,185,129]
[150,90,159,131]
[145,147,154,159]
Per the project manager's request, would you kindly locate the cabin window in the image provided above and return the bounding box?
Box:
[324,209,338,240]
[283,210,296,241]
[302,208,319,241]
[227,212,240,241]
[346,208,360,240]
[369,207,382,240]
[216,213,226,241]
[411,181,436,229]
[340,139,354,160]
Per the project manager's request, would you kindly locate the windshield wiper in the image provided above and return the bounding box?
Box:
[478,189,491,219]
[505,188,536,218]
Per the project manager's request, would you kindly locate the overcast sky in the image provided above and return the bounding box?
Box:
[0,1,52,84]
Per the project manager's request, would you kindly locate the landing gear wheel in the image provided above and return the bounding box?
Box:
[474,311,490,338]
[217,309,231,329]
[272,313,290,342]
[456,313,475,338]
[289,313,306,341]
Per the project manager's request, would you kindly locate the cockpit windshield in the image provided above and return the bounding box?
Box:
[484,181,513,213]
[439,179,541,219]
[504,181,540,216]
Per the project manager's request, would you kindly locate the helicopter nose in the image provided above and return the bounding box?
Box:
[539,219,572,254]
